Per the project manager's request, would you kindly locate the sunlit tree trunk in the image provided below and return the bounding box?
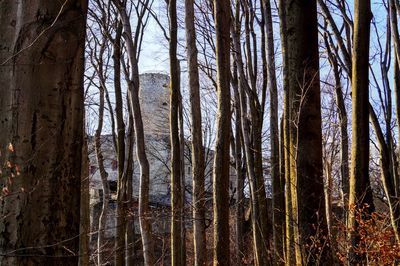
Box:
[0,1,87,265]
[348,0,375,264]
[213,0,231,264]
[284,0,331,264]
[278,0,294,263]
[185,0,206,264]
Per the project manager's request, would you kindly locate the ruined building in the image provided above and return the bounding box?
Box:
[88,73,237,240]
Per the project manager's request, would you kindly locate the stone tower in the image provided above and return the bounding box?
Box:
[139,73,170,137]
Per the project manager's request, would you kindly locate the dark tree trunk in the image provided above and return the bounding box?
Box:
[0,1,87,265]
[213,0,231,264]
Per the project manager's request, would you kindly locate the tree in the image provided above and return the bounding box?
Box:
[348,0,375,263]
[278,0,295,263]
[111,1,155,264]
[284,0,331,263]
[0,1,87,265]
[262,0,284,263]
[79,130,90,266]
[230,1,270,264]
[168,0,184,265]
[212,0,231,264]
[185,0,206,265]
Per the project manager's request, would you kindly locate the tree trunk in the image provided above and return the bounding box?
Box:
[111,20,129,266]
[369,106,400,243]
[284,0,331,264]
[232,63,245,266]
[79,133,90,266]
[124,99,136,265]
[278,0,295,263]
[185,1,206,264]
[95,82,111,266]
[0,1,87,265]
[231,2,269,264]
[334,64,350,223]
[213,0,231,264]
[348,1,375,264]
[168,1,184,265]
[112,2,155,264]
[262,0,284,264]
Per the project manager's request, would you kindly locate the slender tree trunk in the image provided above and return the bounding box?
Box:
[231,3,268,264]
[394,58,400,195]
[348,1,375,264]
[79,133,90,266]
[324,37,350,223]
[95,83,111,266]
[232,64,245,266]
[111,20,129,266]
[0,1,87,265]
[279,115,286,263]
[324,161,333,236]
[369,106,400,243]
[185,1,206,264]
[168,1,184,265]
[263,0,284,264]
[213,0,231,264]
[124,102,136,265]
[112,2,155,264]
[335,68,350,223]
[278,0,295,263]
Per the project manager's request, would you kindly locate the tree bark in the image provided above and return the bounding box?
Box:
[112,1,155,264]
[348,1,375,264]
[185,1,206,264]
[213,0,231,264]
[232,63,245,266]
[284,0,331,264]
[262,0,284,264]
[168,1,184,265]
[0,1,87,265]
[278,0,295,263]
[94,79,110,266]
[79,133,90,266]
[369,105,400,243]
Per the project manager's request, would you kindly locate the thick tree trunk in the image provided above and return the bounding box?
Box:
[278,0,295,263]
[0,1,87,265]
[284,0,331,264]
[348,1,375,264]
[185,1,206,264]
[213,0,231,264]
